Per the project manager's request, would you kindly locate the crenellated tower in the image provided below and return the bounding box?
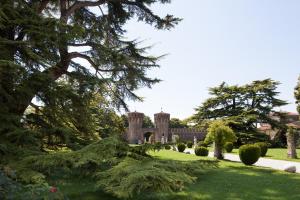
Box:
[127,112,144,144]
[154,112,170,143]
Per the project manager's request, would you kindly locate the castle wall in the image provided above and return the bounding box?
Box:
[126,112,207,144]
[170,128,206,142]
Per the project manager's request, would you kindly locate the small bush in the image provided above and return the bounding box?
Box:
[165,145,171,150]
[197,141,208,147]
[195,147,209,156]
[177,143,186,152]
[224,142,234,153]
[239,144,261,165]
[255,142,268,157]
[187,141,193,148]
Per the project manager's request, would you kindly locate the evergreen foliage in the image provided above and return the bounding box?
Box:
[224,142,234,153]
[255,142,268,157]
[177,143,186,152]
[205,120,236,159]
[239,144,261,165]
[295,75,300,114]
[169,118,189,128]
[194,147,209,156]
[187,141,193,148]
[0,0,180,150]
[96,157,217,198]
[193,79,287,143]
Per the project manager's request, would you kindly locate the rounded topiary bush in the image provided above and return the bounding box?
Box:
[239,144,261,165]
[255,142,268,157]
[165,145,171,150]
[177,143,186,152]
[195,147,209,156]
[224,142,234,153]
[187,141,193,148]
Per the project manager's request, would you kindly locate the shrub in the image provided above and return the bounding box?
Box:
[205,120,236,159]
[224,142,234,153]
[187,141,193,148]
[177,143,186,152]
[255,142,268,157]
[239,144,261,165]
[195,147,209,156]
[197,141,208,147]
[165,145,171,150]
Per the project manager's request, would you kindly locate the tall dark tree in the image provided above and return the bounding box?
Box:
[142,115,154,128]
[0,0,180,130]
[193,79,287,143]
[295,75,300,114]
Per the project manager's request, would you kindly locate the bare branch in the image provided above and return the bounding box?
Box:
[69,52,124,72]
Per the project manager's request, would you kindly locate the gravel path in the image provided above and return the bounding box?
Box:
[185,149,300,173]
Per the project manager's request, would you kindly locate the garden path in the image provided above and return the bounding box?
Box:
[185,149,300,173]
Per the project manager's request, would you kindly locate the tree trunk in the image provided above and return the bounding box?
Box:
[287,127,297,159]
[214,142,224,159]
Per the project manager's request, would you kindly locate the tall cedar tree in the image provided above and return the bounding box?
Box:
[193,79,287,134]
[0,0,180,131]
[295,75,300,114]
[0,0,180,139]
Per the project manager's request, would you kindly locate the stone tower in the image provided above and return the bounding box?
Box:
[154,112,170,143]
[127,112,144,144]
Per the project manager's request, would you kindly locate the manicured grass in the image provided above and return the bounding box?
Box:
[216,147,300,162]
[54,150,300,200]
[151,150,300,200]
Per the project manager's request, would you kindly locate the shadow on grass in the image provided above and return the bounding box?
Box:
[158,162,300,200]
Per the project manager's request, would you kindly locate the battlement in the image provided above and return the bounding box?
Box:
[128,112,144,120]
[125,111,207,144]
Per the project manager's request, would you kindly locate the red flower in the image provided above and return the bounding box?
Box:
[49,186,58,193]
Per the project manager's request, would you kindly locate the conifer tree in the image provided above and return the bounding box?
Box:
[295,75,300,114]
[0,0,180,125]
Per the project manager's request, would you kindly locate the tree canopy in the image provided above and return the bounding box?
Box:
[295,75,300,114]
[169,118,188,128]
[0,0,181,147]
[193,79,287,143]
[0,0,180,128]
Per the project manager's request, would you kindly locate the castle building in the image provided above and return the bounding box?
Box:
[126,111,205,144]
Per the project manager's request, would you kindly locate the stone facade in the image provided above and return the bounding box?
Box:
[126,111,205,144]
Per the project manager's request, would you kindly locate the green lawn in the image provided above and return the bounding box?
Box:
[54,150,300,200]
[217,148,300,162]
[150,150,300,200]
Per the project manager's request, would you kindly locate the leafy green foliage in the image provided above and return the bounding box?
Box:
[295,75,300,114]
[177,143,186,152]
[165,145,171,150]
[96,157,218,199]
[197,141,208,147]
[169,118,188,128]
[143,115,155,128]
[186,141,193,148]
[255,142,268,157]
[193,79,287,142]
[236,131,270,146]
[239,144,261,165]
[224,142,234,153]
[194,147,209,156]
[205,121,236,159]
[0,0,180,159]
[205,121,236,148]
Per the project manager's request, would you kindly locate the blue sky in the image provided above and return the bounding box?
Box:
[123,0,300,119]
